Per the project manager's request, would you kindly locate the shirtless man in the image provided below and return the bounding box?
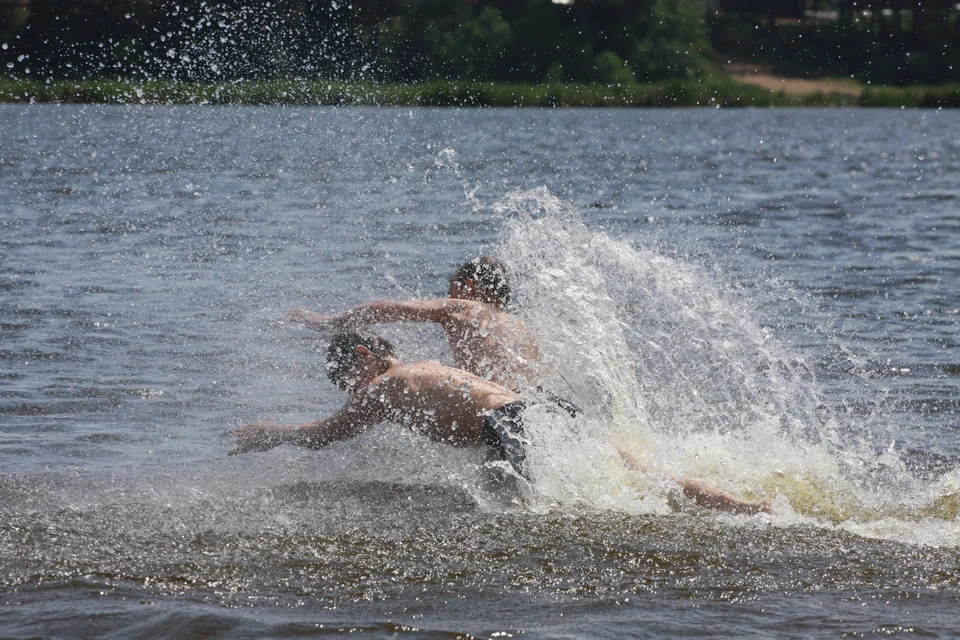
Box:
[287,257,539,391]
[230,329,770,515]
[230,328,532,474]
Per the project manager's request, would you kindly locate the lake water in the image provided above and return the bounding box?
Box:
[1,105,959,638]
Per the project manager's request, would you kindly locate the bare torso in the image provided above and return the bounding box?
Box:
[355,359,518,447]
[438,300,539,391]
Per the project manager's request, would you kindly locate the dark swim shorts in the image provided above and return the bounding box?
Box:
[483,393,581,477]
[483,401,529,476]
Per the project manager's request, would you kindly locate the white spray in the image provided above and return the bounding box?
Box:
[491,189,960,543]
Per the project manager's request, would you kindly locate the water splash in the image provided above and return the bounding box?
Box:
[492,188,960,544]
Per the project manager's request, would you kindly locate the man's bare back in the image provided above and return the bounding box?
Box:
[356,358,518,446]
[230,345,518,456]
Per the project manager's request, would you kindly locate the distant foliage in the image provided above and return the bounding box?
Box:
[0,0,717,84]
[634,0,713,81]
[1,0,956,86]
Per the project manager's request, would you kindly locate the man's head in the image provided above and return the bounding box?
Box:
[325,329,396,390]
[448,257,511,307]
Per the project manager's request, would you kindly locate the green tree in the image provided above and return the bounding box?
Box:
[437,6,512,80]
[594,50,635,85]
[503,0,564,82]
[633,0,712,81]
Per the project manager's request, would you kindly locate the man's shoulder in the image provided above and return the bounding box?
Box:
[392,359,488,385]
[369,359,444,381]
[392,358,457,375]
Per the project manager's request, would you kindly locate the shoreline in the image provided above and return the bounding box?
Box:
[1,77,958,108]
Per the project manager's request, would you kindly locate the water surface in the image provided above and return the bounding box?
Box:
[1,105,959,638]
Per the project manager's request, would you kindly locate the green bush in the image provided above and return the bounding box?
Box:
[1,77,954,108]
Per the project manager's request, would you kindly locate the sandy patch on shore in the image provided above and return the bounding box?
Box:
[730,71,863,97]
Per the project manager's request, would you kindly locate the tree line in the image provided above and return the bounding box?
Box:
[2,0,957,86]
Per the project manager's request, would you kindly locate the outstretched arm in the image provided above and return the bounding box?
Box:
[615,446,771,515]
[676,477,772,515]
[287,299,461,332]
[229,405,379,455]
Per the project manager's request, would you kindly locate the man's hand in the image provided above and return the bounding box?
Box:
[229,421,286,455]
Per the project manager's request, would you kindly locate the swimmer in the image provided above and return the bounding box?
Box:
[230,328,534,476]
[230,329,771,515]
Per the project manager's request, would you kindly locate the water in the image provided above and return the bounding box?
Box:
[1,105,959,638]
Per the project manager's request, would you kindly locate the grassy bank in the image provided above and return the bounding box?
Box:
[1,77,958,108]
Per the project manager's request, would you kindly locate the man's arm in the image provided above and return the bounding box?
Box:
[287,299,464,331]
[615,445,771,515]
[676,477,772,515]
[229,403,380,455]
